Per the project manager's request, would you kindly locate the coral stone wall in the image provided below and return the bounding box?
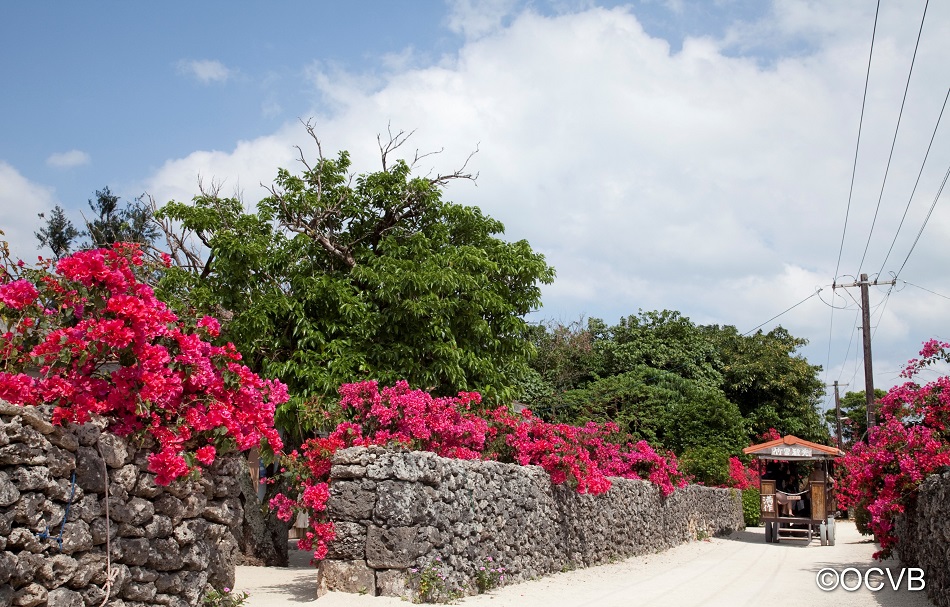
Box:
[895,469,950,607]
[0,403,244,607]
[319,446,744,598]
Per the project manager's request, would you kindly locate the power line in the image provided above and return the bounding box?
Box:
[857,0,930,275]
[876,85,950,277]
[742,289,822,336]
[833,0,881,286]
[895,160,950,279]
[903,280,950,300]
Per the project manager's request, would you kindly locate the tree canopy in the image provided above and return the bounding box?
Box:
[35,187,159,259]
[155,127,554,434]
[521,313,827,483]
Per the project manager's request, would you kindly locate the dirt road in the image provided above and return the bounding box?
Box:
[235,521,936,607]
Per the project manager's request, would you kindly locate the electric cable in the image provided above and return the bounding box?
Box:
[857,0,930,275]
[742,289,822,336]
[833,0,881,285]
[902,280,950,300]
[894,160,950,279]
[876,85,950,277]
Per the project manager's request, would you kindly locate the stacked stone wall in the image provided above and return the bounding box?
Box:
[0,403,244,607]
[895,469,950,607]
[319,446,744,598]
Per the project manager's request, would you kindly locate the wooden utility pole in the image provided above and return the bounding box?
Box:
[834,381,846,448]
[833,274,895,435]
[859,274,875,428]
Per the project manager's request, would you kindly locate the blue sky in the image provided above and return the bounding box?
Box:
[3,0,950,410]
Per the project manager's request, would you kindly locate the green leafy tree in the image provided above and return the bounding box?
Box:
[84,186,159,248]
[35,205,79,259]
[156,126,555,435]
[703,325,828,443]
[824,389,883,447]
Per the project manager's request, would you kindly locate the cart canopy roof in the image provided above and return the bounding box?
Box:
[742,434,844,461]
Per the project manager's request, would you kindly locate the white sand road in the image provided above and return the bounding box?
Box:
[234,521,936,607]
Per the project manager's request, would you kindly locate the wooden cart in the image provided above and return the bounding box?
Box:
[743,435,844,546]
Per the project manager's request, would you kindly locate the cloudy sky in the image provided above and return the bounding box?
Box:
[2,0,949,410]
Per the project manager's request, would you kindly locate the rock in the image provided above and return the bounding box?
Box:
[120,581,157,602]
[73,494,102,523]
[39,554,78,589]
[7,528,42,554]
[46,446,75,477]
[74,447,106,493]
[68,552,106,589]
[111,497,155,526]
[0,551,15,585]
[11,466,49,492]
[0,443,45,466]
[181,541,210,570]
[145,514,174,539]
[172,518,208,546]
[0,472,20,507]
[12,583,46,607]
[147,538,183,571]
[376,569,411,598]
[206,529,239,591]
[329,465,367,480]
[327,481,376,521]
[132,473,163,499]
[153,494,184,524]
[97,433,129,469]
[59,520,94,554]
[116,538,151,566]
[45,587,83,607]
[374,481,434,526]
[90,517,117,545]
[201,497,242,526]
[317,560,376,597]
[365,526,432,569]
[327,521,367,560]
[47,428,79,452]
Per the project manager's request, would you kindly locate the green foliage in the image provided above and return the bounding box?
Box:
[84,187,159,248]
[473,557,504,594]
[702,325,828,443]
[411,560,460,604]
[35,205,79,260]
[523,316,824,481]
[853,499,873,536]
[202,588,248,607]
[680,445,732,486]
[741,488,761,526]
[156,133,554,438]
[824,389,883,447]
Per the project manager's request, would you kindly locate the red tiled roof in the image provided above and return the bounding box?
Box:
[742,434,844,458]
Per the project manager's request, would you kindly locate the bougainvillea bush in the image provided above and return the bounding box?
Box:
[0,244,286,485]
[271,380,687,561]
[837,339,950,558]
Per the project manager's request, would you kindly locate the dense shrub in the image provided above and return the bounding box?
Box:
[0,244,286,484]
[742,488,761,527]
[271,380,688,561]
[837,340,950,558]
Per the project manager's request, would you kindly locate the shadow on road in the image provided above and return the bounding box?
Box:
[251,578,318,603]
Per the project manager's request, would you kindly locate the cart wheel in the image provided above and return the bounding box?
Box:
[765,521,773,543]
[819,522,828,546]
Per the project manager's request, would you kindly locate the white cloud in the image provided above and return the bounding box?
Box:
[144,1,950,392]
[0,162,57,263]
[445,0,523,40]
[46,149,91,168]
[176,59,233,84]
